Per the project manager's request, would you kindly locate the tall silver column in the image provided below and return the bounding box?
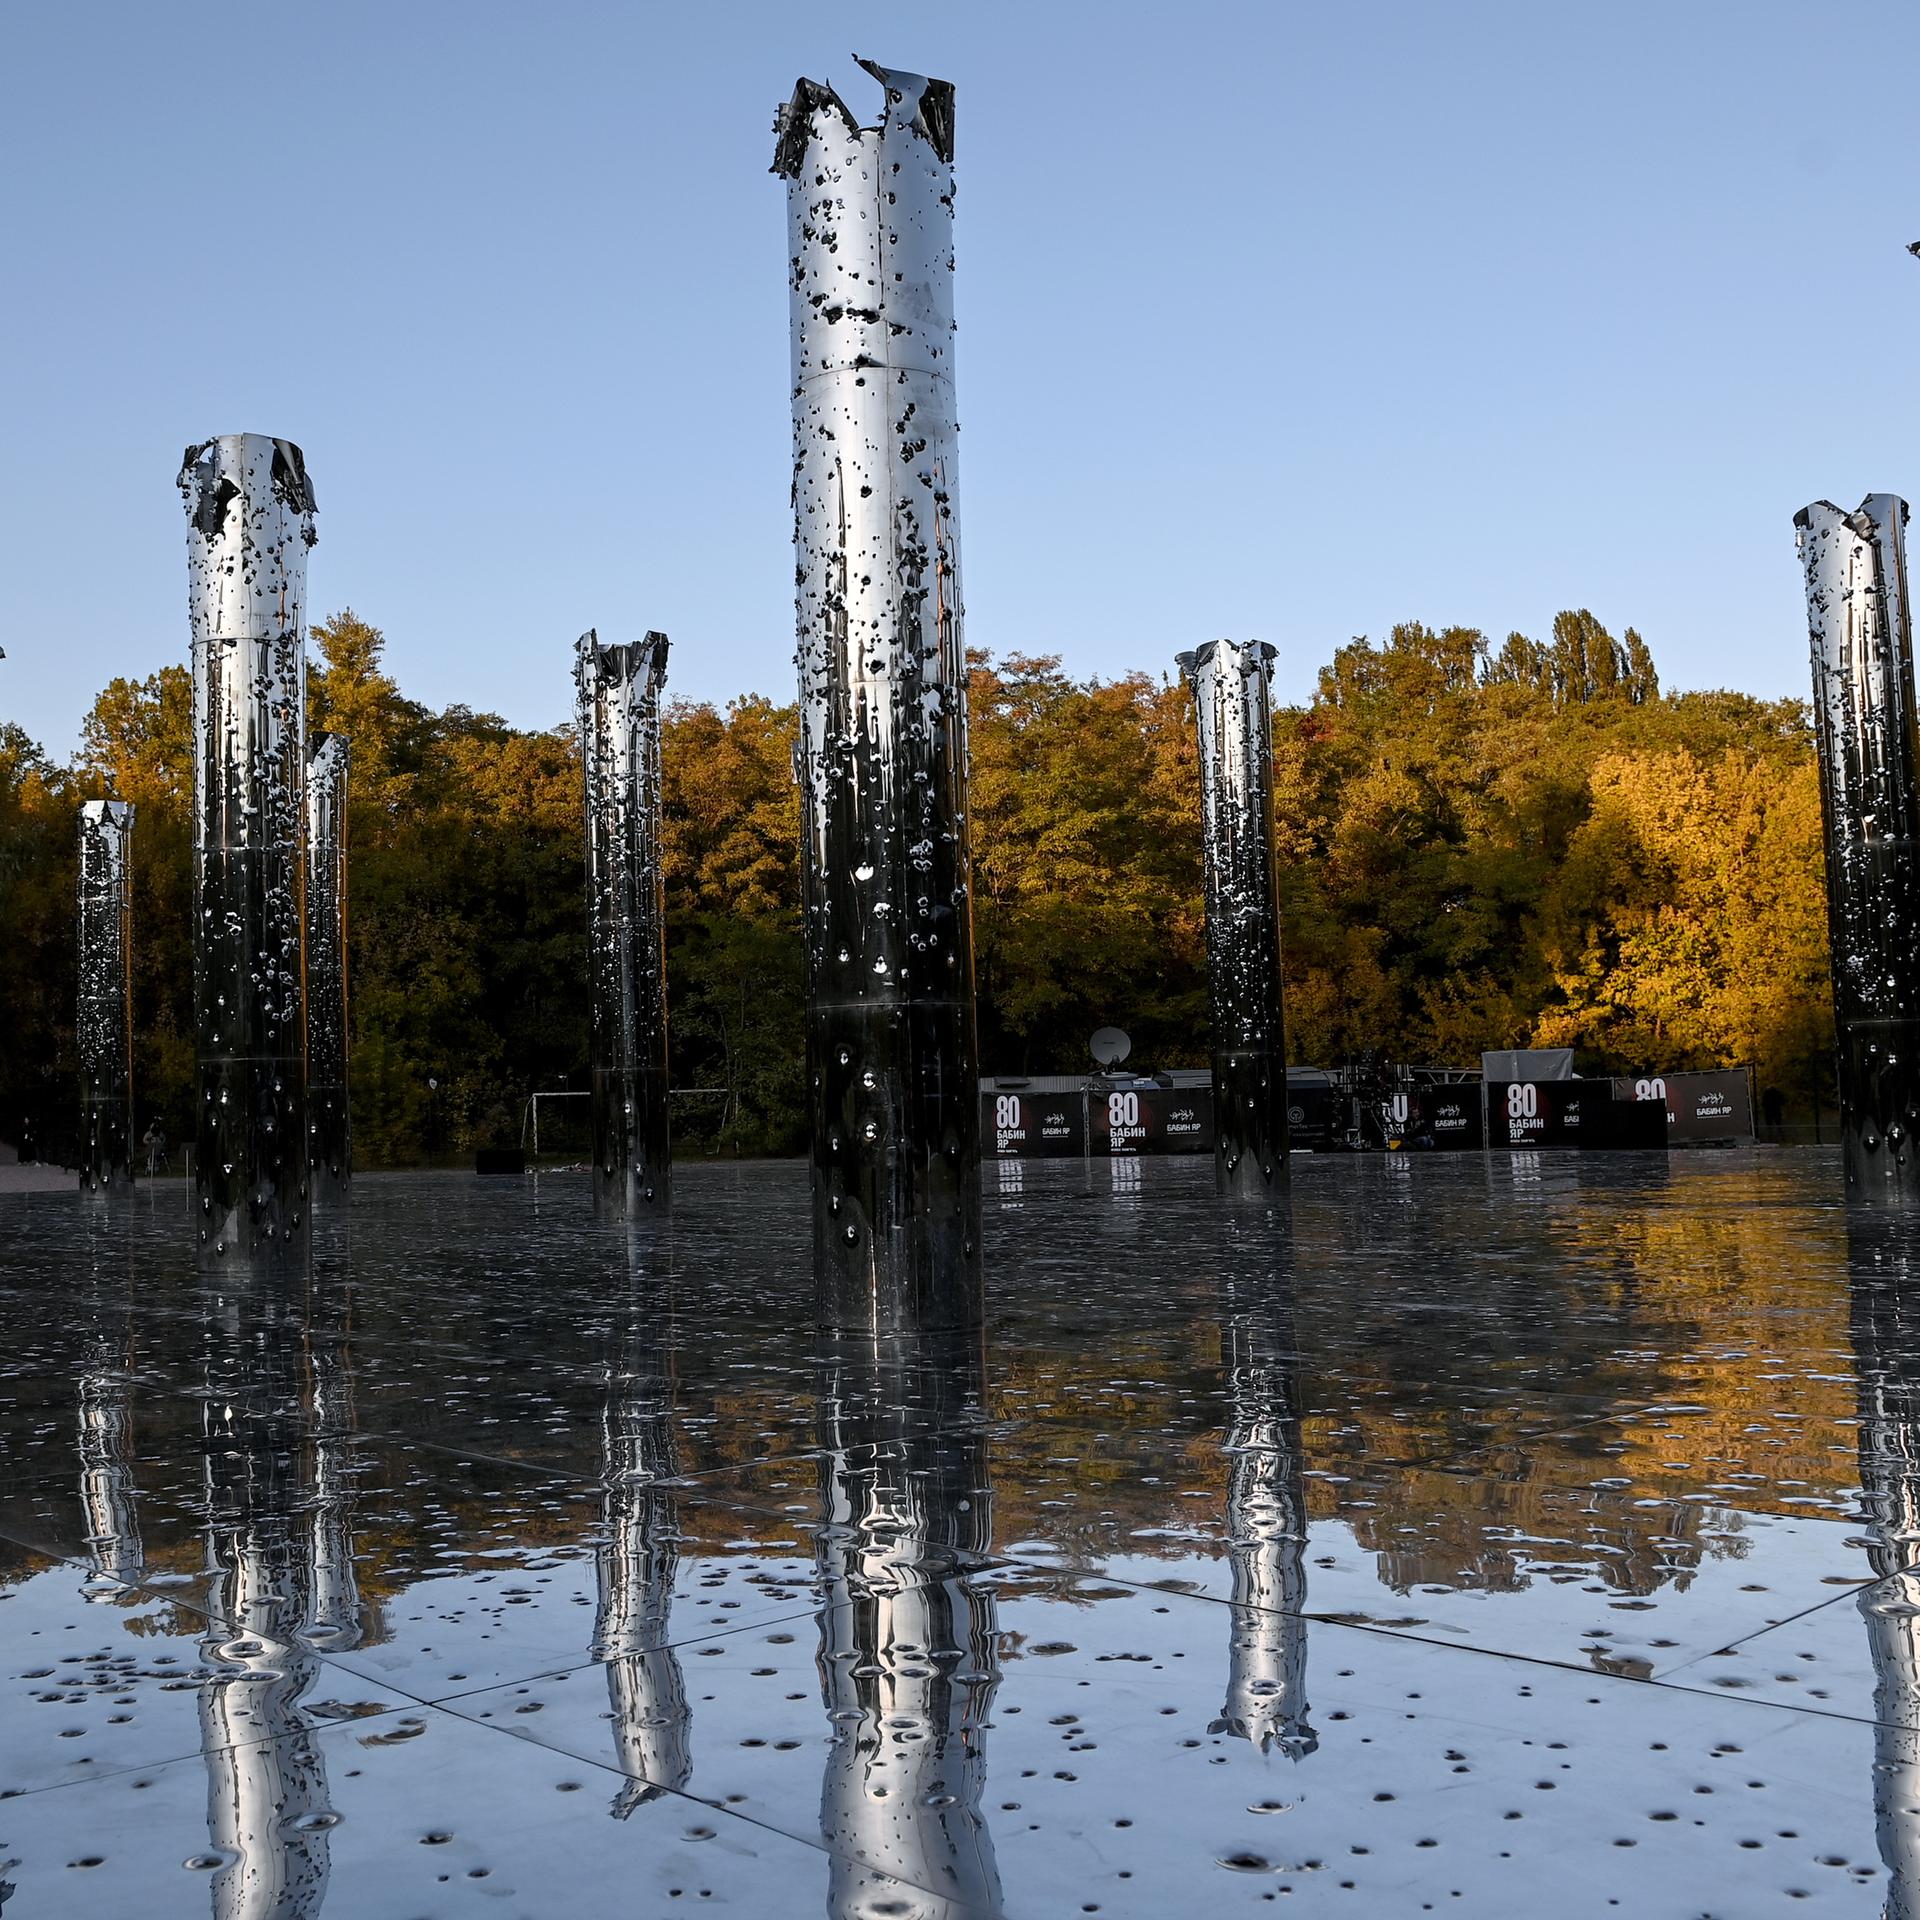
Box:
[775,59,981,1324]
[1798,496,1920,1201]
[180,434,316,1263]
[305,732,350,1207]
[577,630,671,1216]
[1212,1260,1315,1758]
[76,799,135,1196]
[1178,640,1291,1201]
[814,1317,1002,1916]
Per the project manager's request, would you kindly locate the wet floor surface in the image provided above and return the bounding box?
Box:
[2,1151,1918,1914]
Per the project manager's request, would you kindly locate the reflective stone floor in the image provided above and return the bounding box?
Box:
[2,1150,1917,1915]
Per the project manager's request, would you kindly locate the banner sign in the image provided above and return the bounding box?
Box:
[1285,1080,1339,1150]
[983,1089,1087,1159]
[1091,1084,1213,1156]
[1609,1069,1753,1145]
[983,1086,1217,1158]
[1412,1086,1483,1150]
[1486,1079,1666,1150]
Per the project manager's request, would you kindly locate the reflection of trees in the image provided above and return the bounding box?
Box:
[814,1321,1002,1918]
[590,1243,690,1817]
[1849,1226,1920,1919]
[1212,1263,1313,1757]
[1291,1174,1853,1599]
[194,1280,364,1919]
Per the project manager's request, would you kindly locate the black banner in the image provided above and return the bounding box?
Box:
[1487,1079,1666,1150]
[1090,1084,1214,1157]
[1373,1087,1484,1149]
[1608,1070,1753,1145]
[1409,1087,1484,1150]
[1285,1079,1339,1150]
[983,1089,1087,1159]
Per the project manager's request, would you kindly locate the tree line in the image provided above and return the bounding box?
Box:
[0,608,1829,1165]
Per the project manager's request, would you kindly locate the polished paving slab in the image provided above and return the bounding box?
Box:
[0,1150,1914,1914]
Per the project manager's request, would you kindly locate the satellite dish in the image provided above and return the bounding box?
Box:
[1090,1027,1132,1068]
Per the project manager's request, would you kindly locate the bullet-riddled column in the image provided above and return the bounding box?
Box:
[774,58,981,1323]
[576,630,671,1216]
[1178,640,1291,1201]
[179,435,315,1264]
[306,733,350,1208]
[76,800,135,1196]
[1797,496,1920,1201]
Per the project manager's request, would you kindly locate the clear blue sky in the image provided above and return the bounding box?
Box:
[3,0,1915,756]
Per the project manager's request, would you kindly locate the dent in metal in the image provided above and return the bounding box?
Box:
[1797,496,1920,1201]
[179,433,316,1264]
[305,732,350,1206]
[576,629,672,1216]
[1178,640,1291,1201]
[774,57,981,1323]
[76,799,135,1196]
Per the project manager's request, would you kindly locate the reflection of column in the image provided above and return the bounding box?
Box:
[1211,1264,1315,1757]
[774,60,981,1325]
[76,799,135,1196]
[590,1258,690,1815]
[576,631,671,1216]
[1178,640,1290,1201]
[1847,1225,1920,1915]
[305,733,351,1208]
[814,1312,1001,1916]
[196,1285,362,1919]
[180,434,316,1264]
[1797,497,1920,1201]
[304,1306,361,1653]
[76,1304,143,1597]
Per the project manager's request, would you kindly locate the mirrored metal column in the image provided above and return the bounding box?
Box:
[1178,640,1290,1201]
[305,732,350,1207]
[775,59,981,1325]
[814,1310,1001,1915]
[577,631,671,1216]
[1798,496,1920,1201]
[1846,1223,1920,1907]
[76,799,135,1196]
[180,434,316,1263]
[1213,1256,1315,1758]
[591,1244,690,1814]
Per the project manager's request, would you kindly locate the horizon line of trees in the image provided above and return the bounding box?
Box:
[0,607,1832,1165]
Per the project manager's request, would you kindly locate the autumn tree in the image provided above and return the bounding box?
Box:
[0,603,1842,1162]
